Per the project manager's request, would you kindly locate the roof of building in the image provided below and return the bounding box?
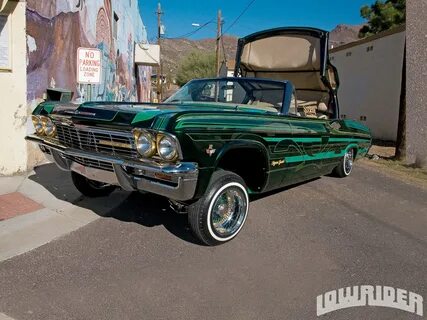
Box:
[330,24,405,53]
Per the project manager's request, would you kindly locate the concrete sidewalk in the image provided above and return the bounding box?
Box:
[0,167,99,262]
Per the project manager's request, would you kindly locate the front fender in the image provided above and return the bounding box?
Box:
[212,139,270,170]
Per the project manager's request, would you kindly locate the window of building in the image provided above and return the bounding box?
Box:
[113,12,119,40]
[366,45,374,52]
[346,51,352,57]
[0,14,11,70]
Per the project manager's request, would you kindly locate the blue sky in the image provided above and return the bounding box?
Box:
[138,0,375,41]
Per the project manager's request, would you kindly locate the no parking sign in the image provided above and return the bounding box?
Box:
[77,48,102,84]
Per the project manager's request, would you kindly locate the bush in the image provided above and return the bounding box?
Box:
[175,51,216,87]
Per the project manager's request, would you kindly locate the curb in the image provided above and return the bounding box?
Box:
[0,168,99,262]
[0,313,16,320]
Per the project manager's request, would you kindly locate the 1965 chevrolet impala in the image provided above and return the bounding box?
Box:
[26,27,371,245]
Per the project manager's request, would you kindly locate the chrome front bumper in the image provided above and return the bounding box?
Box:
[26,135,198,201]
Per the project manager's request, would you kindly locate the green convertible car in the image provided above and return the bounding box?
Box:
[26,27,371,245]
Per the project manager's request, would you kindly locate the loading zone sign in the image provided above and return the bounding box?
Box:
[77,48,102,84]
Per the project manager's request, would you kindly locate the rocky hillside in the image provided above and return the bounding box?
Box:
[161,35,238,77]
[161,24,362,78]
[329,24,362,48]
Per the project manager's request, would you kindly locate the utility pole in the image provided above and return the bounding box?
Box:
[215,9,222,77]
[156,2,163,102]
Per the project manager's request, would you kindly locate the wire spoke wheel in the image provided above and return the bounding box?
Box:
[188,170,249,246]
[344,149,354,175]
[211,186,247,238]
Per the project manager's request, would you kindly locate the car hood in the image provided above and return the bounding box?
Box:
[39,101,277,128]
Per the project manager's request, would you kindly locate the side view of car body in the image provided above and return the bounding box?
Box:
[26,27,372,245]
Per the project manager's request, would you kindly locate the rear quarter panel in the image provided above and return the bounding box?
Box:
[167,112,371,198]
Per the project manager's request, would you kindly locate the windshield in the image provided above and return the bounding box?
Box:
[165,78,285,112]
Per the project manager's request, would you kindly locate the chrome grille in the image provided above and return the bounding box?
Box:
[55,123,137,158]
[65,155,114,172]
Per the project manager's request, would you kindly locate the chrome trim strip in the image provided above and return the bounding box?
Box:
[26,135,198,201]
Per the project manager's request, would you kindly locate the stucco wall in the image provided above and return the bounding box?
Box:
[330,30,405,141]
[407,0,427,167]
[0,1,27,175]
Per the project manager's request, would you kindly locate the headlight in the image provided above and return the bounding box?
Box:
[157,135,178,161]
[31,115,44,135]
[40,116,56,137]
[134,129,156,157]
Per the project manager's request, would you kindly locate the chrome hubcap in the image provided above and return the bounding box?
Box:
[211,186,247,238]
[344,149,354,175]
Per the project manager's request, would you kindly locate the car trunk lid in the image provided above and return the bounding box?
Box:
[234,27,332,92]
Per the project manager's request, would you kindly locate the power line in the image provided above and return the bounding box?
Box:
[164,20,215,39]
[220,0,256,37]
[162,0,256,41]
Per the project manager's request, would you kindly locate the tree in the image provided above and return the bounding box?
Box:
[175,51,216,87]
[359,0,405,38]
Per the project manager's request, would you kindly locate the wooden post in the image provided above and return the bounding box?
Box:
[156,2,163,102]
[215,10,222,77]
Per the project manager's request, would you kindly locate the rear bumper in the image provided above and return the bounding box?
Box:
[26,135,198,201]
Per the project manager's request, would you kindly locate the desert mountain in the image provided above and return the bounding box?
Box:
[161,24,362,78]
[329,24,362,48]
[161,35,238,77]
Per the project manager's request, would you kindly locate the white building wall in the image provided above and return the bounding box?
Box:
[0,1,27,175]
[330,30,405,141]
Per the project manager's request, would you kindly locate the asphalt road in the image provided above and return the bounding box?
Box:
[0,163,426,320]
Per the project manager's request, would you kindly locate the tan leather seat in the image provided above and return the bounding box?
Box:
[317,102,328,112]
[317,102,328,119]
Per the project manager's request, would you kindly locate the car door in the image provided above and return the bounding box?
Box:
[233,27,340,184]
[287,117,330,180]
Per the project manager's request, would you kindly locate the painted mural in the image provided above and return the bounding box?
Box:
[26,0,152,105]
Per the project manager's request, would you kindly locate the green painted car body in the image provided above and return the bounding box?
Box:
[26,27,371,206]
[28,95,371,200]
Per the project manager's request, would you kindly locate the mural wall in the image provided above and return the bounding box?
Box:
[26,0,152,105]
